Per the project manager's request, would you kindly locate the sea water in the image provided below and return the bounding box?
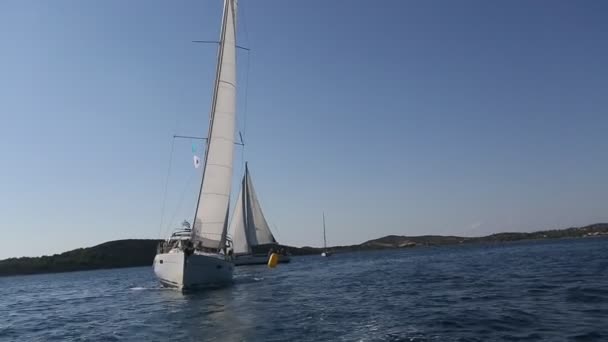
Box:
[1,237,607,341]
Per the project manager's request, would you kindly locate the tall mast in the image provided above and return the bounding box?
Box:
[242,162,252,253]
[323,212,327,251]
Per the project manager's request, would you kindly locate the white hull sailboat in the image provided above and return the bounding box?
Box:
[154,248,233,289]
[154,0,239,290]
[321,212,331,257]
[229,163,291,266]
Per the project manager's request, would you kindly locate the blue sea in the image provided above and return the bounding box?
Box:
[1,237,607,341]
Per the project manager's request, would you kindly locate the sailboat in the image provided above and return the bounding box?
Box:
[229,163,291,266]
[321,212,331,257]
[153,0,239,290]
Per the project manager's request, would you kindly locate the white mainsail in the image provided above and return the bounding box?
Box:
[192,0,238,249]
[229,164,277,254]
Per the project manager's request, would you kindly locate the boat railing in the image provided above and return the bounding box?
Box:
[157,230,234,254]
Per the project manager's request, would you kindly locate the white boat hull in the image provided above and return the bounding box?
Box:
[233,254,291,266]
[153,251,233,290]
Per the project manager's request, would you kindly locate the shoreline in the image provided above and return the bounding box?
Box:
[1,223,606,277]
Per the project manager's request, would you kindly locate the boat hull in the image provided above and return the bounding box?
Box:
[153,252,234,290]
[234,254,291,266]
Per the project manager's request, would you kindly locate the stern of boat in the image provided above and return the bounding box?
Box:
[182,253,234,289]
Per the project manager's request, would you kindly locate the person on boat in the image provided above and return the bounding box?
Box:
[184,240,194,257]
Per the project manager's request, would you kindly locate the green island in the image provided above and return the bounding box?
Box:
[1,223,606,277]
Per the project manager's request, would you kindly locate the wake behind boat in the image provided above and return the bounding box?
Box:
[229,163,291,266]
[153,0,239,290]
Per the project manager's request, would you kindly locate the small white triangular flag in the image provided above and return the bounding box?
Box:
[193,155,201,168]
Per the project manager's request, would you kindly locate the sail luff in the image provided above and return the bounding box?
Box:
[243,165,259,247]
[229,174,251,254]
[192,0,238,249]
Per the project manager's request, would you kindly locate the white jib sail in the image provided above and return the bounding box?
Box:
[245,168,276,245]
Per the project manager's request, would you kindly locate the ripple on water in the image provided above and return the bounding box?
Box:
[566,286,608,304]
[0,238,607,341]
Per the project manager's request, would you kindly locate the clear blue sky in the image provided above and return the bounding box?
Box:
[1,0,607,259]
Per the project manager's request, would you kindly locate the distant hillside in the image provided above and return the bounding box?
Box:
[1,224,607,277]
[358,223,608,249]
[0,239,161,277]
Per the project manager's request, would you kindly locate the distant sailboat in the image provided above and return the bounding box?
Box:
[321,212,331,257]
[229,163,291,266]
[153,0,239,290]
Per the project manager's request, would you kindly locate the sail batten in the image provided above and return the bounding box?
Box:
[192,0,238,249]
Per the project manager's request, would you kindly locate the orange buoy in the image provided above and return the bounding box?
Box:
[267,253,279,268]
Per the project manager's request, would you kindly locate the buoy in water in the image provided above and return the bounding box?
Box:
[267,253,279,268]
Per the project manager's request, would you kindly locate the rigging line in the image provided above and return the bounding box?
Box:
[272,222,281,239]
[237,2,251,172]
[192,41,250,51]
[157,137,176,239]
[174,134,243,146]
[241,48,251,171]
[240,0,250,51]
[157,81,183,238]
[161,170,197,239]
[174,135,207,141]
